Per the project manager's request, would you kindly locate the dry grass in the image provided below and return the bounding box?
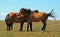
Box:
[0,20,60,37]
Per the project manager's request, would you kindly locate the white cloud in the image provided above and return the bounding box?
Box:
[0,11,8,20]
[0,11,7,16]
[0,12,6,16]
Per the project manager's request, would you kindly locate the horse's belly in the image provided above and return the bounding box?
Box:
[14,20,20,23]
[32,18,41,22]
[14,21,20,23]
[14,19,22,23]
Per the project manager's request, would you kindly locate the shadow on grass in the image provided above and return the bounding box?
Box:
[6,29,60,32]
[45,30,60,32]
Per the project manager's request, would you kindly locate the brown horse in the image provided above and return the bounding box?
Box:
[5,8,32,31]
[20,9,56,31]
[5,12,25,31]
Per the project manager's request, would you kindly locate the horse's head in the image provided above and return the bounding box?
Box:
[19,8,32,17]
[27,9,32,15]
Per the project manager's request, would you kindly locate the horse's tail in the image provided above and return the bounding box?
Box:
[46,9,56,20]
[5,14,9,22]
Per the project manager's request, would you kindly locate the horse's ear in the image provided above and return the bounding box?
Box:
[35,10,39,12]
[32,10,39,13]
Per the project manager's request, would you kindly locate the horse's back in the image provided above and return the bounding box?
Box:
[29,12,46,22]
[32,12,45,18]
[9,12,19,17]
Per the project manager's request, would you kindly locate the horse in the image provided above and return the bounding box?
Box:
[5,8,32,31]
[20,9,56,31]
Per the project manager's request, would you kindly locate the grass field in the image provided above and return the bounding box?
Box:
[0,20,60,37]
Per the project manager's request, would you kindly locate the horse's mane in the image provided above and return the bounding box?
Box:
[19,8,32,17]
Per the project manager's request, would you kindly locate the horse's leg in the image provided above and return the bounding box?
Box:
[27,22,32,31]
[20,23,24,31]
[41,21,46,31]
[9,24,11,31]
[6,23,11,31]
[6,24,9,31]
[27,23,29,31]
[7,23,13,31]
[42,23,46,31]
[30,22,32,31]
[11,23,13,30]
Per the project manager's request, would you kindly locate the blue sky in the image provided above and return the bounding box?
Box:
[0,0,60,20]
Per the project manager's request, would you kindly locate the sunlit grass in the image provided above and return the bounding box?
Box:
[0,20,60,37]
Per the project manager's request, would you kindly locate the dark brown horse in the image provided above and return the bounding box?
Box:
[20,9,56,31]
[5,8,32,31]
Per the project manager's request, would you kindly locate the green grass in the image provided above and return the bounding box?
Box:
[0,20,60,37]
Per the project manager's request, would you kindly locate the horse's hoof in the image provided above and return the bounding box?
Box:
[20,29,23,31]
[31,30,33,32]
[7,30,10,31]
[41,29,45,32]
[41,28,45,31]
[42,30,45,32]
[27,30,29,31]
[43,30,45,32]
[20,29,22,31]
